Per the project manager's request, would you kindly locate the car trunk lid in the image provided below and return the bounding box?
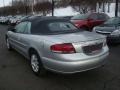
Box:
[47,31,105,43]
[47,31,105,54]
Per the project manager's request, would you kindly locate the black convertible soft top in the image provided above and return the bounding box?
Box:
[22,16,69,23]
[23,16,74,34]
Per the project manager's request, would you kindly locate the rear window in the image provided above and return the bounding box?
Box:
[48,22,76,32]
[97,13,109,21]
[31,20,80,35]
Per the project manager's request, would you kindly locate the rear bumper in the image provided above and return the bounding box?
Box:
[42,48,109,74]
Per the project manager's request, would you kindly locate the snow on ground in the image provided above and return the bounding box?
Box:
[54,6,79,16]
[47,3,118,17]
[105,3,115,17]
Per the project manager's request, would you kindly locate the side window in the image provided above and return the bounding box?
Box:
[15,22,27,33]
[89,14,98,20]
[98,14,109,21]
[24,22,31,34]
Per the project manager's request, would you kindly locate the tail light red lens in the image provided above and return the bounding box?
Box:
[50,43,76,54]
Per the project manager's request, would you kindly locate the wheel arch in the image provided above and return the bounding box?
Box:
[5,34,8,40]
[28,47,38,57]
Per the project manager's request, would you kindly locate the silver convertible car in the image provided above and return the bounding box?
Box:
[6,16,109,76]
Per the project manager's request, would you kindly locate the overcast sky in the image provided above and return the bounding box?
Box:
[0,0,11,7]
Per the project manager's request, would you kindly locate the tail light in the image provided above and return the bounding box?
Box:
[50,43,76,54]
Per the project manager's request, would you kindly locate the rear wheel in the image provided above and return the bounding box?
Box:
[30,51,46,76]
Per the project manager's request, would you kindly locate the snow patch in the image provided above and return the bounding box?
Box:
[47,3,118,17]
[47,6,79,16]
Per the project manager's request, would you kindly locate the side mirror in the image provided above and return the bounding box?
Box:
[8,26,16,32]
[11,29,16,32]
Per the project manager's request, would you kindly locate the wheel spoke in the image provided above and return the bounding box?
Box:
[31,54,39,72]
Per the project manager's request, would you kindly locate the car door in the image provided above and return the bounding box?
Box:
[16,22,32,56]
[96,13,107,24]
[10,22,28,53]
[88,14,99,28]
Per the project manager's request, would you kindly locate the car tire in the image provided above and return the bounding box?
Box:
[6,38,12,51]
[30,51,46,76]
[82,27,89,31]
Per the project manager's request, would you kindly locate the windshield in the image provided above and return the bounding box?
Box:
[104,17,120,25]
[31,21,81,35]
[71,14,89,20]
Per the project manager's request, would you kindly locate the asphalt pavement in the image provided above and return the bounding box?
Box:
[0,25,120,90]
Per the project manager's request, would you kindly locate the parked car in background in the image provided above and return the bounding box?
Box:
[7,15,23,25]
[16,15,32,24]
[0,16,7,24]
[0,16,13,24]
[0,16,4,23]
[2,17,9,24]
[6,16,109,76]
[9,16,20,25]
[71,13,110,31]
[5,16,13,24]
[59,16,73,20]
[93,17,120,43]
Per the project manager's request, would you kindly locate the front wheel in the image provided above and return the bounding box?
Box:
[6,38,12,51]
[82,27,90,31]
[30,51,46,76]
